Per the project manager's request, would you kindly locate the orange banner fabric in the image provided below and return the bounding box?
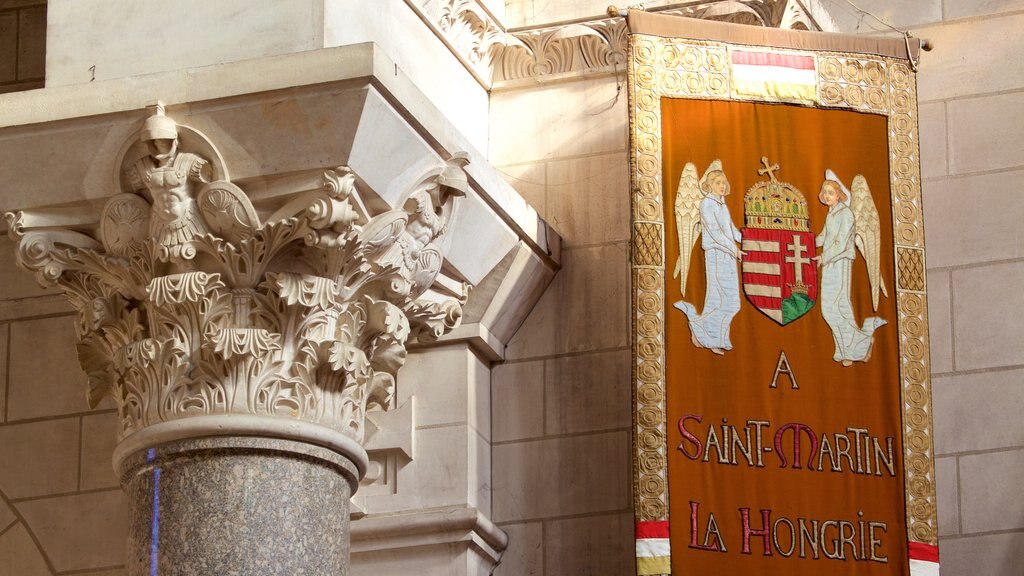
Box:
[663,98,909,575]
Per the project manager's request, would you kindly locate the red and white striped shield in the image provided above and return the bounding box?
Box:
[740,165,817,325]
[741,228,818,325]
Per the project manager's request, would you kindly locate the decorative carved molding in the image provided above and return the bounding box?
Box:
[405,0,836,87]
[5,109,470,448]
[496,0,832,84]
[407,0,507,86]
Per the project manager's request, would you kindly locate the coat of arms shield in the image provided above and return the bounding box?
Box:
[740,161,817,325]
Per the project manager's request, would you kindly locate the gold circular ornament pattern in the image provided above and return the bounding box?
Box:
[897,222,919,245]
[843,60,864,83]
[662,70,684,94]
[905,383,927,408]
[638,406,663,429]
[707,74,728,95]
[894,134,914,157]
[660,44,683,69]
[908,430,930,453]
[639,292,660,314]
[896,199,919,224]
[821,83,843,105]
[637,89,659,111]
[637,269,660,291]
[706,49,726,71]
[638,134,659,154]
[908,453,930,474]
[888,112,913,134]
[909,474,932,497]
[907,407,929,429]
[864,60,886,86]
[911,499,934,521]
[638,429,662,450]
[638,176,659,198]
[903,316,926,340]
[682,46,702,70]
[892,91,912,113]
[638,314,661,338]
[867,87,887,111]
[636,65,657,89]
[896,158,917,182]
[892,113,913,135]
[895,180,915,202]
[634,268,659,289]
[640,473,666,496]
[634,40,656,64]
[641,499,666,521]
[844,84,865,107]
[638,198,660,220]
[638,337,662,359]
[638,360,661,382]
[820,58,842,81]
[904,335,926,361]
[904,360,928,386]
[684,72,706,95]
[639,382,665,404]
[639,452,666,474]
[891,64,911,89]
[912,522,935,544]
[637,110,659,134]
[638,154,660,178]
[900,293,924,316]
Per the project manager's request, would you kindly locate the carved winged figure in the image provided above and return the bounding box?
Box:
[813,169,889,366]
[672,160,744,355]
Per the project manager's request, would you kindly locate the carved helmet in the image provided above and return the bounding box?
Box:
[141,113,178,142]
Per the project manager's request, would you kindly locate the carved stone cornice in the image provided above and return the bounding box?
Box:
[4,110,470,453]
[405,0,836,88]
[405,0,507,87]
[495,0,834,85]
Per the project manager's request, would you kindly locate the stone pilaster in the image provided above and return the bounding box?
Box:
[4,109,471,575]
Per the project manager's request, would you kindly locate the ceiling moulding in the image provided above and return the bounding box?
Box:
[405,0,837,90]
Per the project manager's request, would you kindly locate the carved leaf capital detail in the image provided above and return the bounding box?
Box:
[5,112,471,446]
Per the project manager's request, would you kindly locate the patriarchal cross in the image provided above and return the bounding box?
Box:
[786,235,810,284]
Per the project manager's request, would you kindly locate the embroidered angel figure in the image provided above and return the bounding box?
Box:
[673,160,745,355]
[812,170,889,366]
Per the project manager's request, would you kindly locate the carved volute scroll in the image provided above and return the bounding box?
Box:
[4,110,470,446]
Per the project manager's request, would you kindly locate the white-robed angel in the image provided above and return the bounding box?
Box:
[673,160,744,355]
[812,170,889,366]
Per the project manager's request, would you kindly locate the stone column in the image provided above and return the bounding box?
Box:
[4,110,471,576]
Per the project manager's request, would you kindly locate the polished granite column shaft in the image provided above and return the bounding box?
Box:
[120,436,359,576]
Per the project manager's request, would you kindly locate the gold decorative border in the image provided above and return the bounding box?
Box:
[628,33,938,566]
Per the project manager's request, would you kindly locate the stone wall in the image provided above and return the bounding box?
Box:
[0,0,44,94]
[488,1,1024,575]
[489,73,635,574]
[0,244,125,574]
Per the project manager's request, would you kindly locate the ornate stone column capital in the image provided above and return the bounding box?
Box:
[5,110,470,477]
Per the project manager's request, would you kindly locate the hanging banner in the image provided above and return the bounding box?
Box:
[627,12,937,576]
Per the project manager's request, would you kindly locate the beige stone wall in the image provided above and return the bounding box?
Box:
[489,73,635,574]
[0,0,44,94]
[489,2,1024,575]
[0,240,126,574]
[914,3,1024,575]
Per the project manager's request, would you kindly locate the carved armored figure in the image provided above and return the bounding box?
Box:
[125,111,210,261]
